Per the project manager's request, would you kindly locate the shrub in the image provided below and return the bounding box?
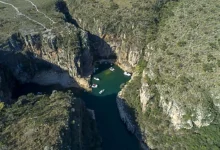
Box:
[217,60,220,67]
[203,63,215,72]
[209,43,218,49]
[177,41,187,47]
[207,54,216,62]
[0,102,4,111]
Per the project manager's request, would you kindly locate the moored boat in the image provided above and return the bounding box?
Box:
[94,77,100,81]
[91,84,98,88]
[99,89,105,94]
[109,67,115,71]
[124,71,131,76]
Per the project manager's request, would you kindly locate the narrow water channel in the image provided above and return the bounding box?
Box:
[82,63,140,150]
[12,63,140,150]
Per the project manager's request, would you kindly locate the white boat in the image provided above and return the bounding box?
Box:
[91,84,98,88]
[109,67,115,71]
[93,77,100,81]
[124,71,131,76]
[99,89,105,94]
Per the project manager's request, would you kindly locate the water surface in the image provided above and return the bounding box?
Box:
[82,63,140,150]
[13,63,140,150]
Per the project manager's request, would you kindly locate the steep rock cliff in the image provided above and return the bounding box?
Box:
[119,0,220,149]
[65,0,157,72]
[0,91,101,150]
[0,25,93,89]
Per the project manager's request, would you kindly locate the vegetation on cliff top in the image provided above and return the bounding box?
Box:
[122,0,220,149]
[67,0,220,149]
[0,91,101,150]
[66,0,171,52]
[1,0,220,149]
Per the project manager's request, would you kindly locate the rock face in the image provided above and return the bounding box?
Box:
[104,34,141,72]
[116,0,220,149]
[0,1,102,150]
[139,70,151,113]
[66,0,145,72]
[1,0,220,149]
[116,74,149,150]
[0,24,93,89]
[116,92,136,134]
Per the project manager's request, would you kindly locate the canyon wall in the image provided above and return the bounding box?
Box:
[64,0,220,149]
[0,24,94,89]
[1,0,220,149]
[0,90,101,150]
[66,0,148,72]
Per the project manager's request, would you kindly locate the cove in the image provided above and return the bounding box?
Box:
[12,63,141,150]
[82,63,140,150]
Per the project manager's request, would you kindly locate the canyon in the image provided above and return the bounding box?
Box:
[0,0,220,149]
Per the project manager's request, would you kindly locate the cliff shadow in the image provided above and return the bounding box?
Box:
[92,62,114,76]
[0,50,80,101]
[88,33,117,61]
[55,0,79,27]
[54,1,117,68]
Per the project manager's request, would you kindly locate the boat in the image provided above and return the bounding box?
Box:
[124,71,131,76]
[99,89,105,94]
[91,84,98,88]
[94,77,100,81]
[109,67,115,71]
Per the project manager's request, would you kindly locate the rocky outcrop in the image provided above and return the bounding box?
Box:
[66,0,143,72]
[104,34,141,72]
[31,70,79,88]
[139,70,151,112]
[116,92,136,134]
[0,23,94,89]
[0,91,101,150]
[116,72,140,135]
[89,31,141,72]
[117,83,149,150]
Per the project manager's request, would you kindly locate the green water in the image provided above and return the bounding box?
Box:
[13,63,140,150]
[82,63,140,150]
